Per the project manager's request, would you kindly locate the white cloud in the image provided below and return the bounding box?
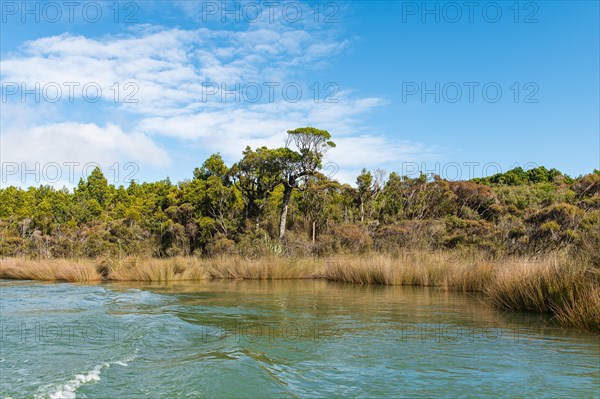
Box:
[2,122,168,166]
[1,18,438,186]
[1,25,348,115]
[330,135,437,166]
[135,94,386,160]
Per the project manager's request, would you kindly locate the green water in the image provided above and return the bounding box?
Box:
[1,279,599,398]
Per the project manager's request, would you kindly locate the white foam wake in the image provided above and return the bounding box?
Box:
[47,364,104,399]
[36,354,137,399]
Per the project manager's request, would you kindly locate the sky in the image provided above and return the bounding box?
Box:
[1,0,599,188]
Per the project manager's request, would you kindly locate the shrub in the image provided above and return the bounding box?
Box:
[334,224,372,253]
[206,235,237,257]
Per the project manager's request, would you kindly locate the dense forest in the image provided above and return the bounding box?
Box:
[1,127,599,264]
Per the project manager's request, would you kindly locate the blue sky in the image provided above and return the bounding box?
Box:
[1,1,598,187]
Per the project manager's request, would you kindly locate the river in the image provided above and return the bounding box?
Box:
[1,279,598,398]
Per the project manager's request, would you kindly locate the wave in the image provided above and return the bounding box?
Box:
[35,353,137,399]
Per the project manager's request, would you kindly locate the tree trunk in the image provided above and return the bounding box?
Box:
[278,184,293,240]
[360,201,365,223]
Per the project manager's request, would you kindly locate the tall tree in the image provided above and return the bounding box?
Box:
[231,146,282,230]
[356,169,373,223]
[276,127,335,240]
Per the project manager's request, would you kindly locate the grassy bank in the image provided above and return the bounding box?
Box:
[1,253,598,332]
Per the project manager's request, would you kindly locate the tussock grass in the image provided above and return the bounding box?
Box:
[100,257,208,282]
[1,253,598,331]
[484,259,572,313]
[323,252,495,291]
[554,284,600,331]
[0,258,100,282]
[484,257,600,330]
[204,256,321,280]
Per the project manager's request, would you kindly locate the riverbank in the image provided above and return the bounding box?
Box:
[1,253,598,332]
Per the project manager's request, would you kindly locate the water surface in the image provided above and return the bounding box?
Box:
[1,279,599,398]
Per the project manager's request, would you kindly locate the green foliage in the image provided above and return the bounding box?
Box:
[193,153,229,182]
[0,129,597,260]
[475,166,565,186]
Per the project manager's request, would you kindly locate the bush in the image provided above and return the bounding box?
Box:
[372,224,409,254]
[236,229,275,259]
[334,224,372,253]
[206,235,237,257]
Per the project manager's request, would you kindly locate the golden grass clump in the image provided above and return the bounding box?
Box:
[554,284,600,331]
[484,257,600,330]
[100,257,209,282]
[205,256,321,280]
[484,259,585,313]
[0,258,101,282]
[323,252,495,291]
[323,255,393,285]
[446,262,496,292]
[98,256,322,281]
